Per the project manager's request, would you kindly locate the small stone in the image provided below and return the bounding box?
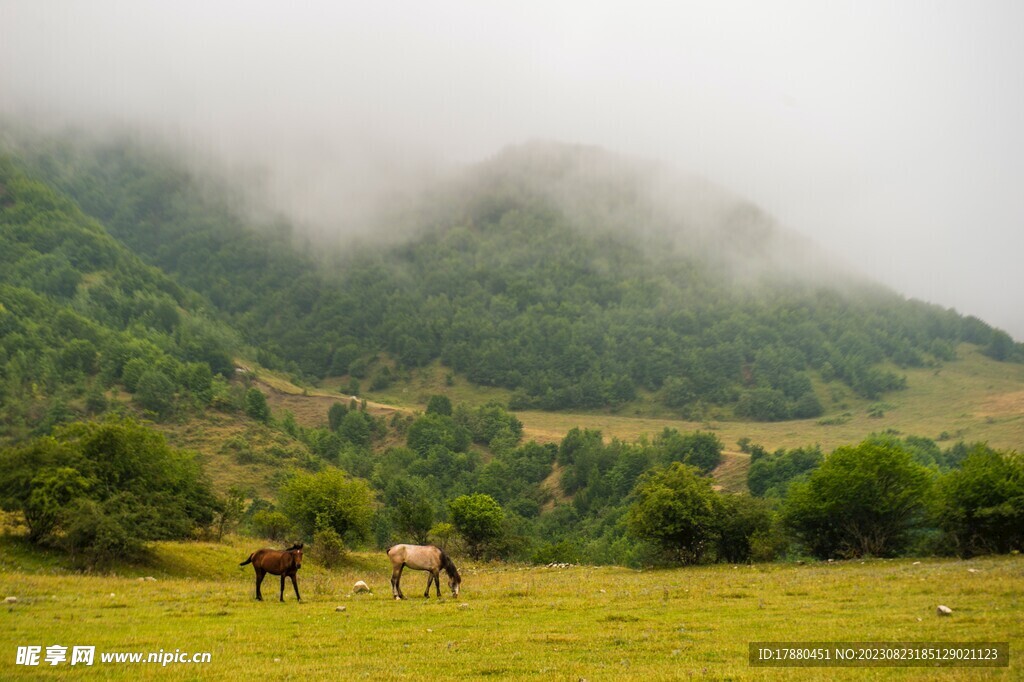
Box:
[335,606,346,612]
[913,561,921,565]
[458,603,469,609]
[145,576,157,581]
[967,568,979,573]
[937,605,953,616]
[4,596,17,604]
[353,580,370,593]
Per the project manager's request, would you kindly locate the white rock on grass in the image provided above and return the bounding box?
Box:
[353,581,371,593]
[937,605,953,616]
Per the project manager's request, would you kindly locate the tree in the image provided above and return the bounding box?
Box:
[278,468,375,545]
[383,477,434,545]
[328,401,348,432]
[244,388,270,423]
[935,445,1024,557]
[783,441,932,558]
[0,417,217,565]
[406,413,470,456]
[448,493,505,558]
[426,394,453,416]
[716,494,775,563]
[626,463,721,564]
[134,369,175,418]
[657,429,723,474]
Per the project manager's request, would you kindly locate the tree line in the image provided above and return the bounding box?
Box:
[3,399,1019,569]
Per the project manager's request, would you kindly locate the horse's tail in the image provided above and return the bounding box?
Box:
[239,554,253,567]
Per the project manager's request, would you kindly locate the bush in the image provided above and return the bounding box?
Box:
[783,441,932,558]
[310,526,346,568]
[627,463,721,564]
[278,468,375,545]
[244,388,271,423]
[0,417,218,559]
[934,445,1024,557]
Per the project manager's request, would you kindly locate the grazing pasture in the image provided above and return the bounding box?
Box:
[1,537,1021,680]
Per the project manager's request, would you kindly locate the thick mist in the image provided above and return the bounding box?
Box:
[3,1,1022,338]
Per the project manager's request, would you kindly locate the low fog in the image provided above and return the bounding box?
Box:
[3,1,1023,338]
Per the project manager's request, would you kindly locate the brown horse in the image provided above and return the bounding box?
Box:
[240,543,303,602]
[387,544,461,600]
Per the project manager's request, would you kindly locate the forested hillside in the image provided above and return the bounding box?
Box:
[14,135,1021,420]
[0,154,238,441]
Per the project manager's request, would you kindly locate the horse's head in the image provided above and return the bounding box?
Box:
[449,570,461,598]
[288,543,304,570]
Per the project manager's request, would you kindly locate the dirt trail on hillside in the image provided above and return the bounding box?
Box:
[253,378,411,429]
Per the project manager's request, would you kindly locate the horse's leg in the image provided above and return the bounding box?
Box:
[255,568,266,601]
[290,572,301,601]
[392,564,405,600]
[279,574,286,602]
[434,569,442,597]
[424,571,434,598]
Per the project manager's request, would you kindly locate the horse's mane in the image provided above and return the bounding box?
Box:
[439,550,460,581]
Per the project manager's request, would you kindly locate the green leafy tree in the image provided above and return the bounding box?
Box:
[244,387,270,423]
[783,441,932,558]
[328,402,348,431]
[626,463,722,564]
[448,493,505,558]
[278,468,375,544]
[716,494,775,563]
[426,394,453,416]
[406,413,470,456]
[383,477,434,545]
[0,417,217,564]
[134,369,176,418]
[935,445,1024,557]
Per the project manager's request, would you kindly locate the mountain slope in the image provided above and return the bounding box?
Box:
[8,134,1021,422]
[0,153,239,441]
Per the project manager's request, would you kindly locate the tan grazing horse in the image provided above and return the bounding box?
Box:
[240,543,303,602]
[387,544,461,600]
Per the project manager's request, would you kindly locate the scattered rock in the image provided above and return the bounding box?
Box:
[353,581,370,593]
[4,596,17,604]
[145,576,157,581]
[913,561,921,565]
[967,568,980,574]
[937,605,953,616]
[335,606,346,612]
[458,603,469,610]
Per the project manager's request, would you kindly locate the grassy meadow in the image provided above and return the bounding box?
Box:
[1,537,1021,680]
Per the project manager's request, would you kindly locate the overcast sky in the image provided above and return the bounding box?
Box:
[3,1,1023,339]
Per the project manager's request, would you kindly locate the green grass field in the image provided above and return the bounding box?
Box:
[2,537,1021,680]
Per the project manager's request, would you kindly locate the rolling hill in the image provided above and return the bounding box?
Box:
[10,133,1021,423]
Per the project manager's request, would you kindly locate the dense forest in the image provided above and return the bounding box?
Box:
[0,154,239,442]
[1,130,1022,569]
[13,135,1021,421]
